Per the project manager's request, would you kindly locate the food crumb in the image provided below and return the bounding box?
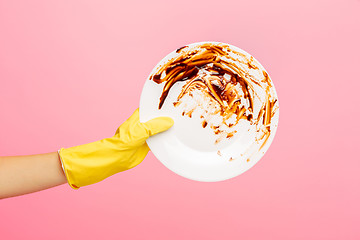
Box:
[229,157,235,161]
[217,150,222,156]
[226,132,236,139]
[246,158,250,162]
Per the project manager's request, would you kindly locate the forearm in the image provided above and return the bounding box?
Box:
[0,109,173,198]
[0,152,67,199]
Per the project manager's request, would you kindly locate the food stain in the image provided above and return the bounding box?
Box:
[150,43,278,148]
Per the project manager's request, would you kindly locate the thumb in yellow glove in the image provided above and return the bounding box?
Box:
[58,108,173,189]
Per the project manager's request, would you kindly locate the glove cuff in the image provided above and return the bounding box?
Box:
[58,148,80,190]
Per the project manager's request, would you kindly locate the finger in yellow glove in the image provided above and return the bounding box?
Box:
[58,108,173,189]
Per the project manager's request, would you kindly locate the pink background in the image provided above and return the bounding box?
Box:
[1,0,359,239]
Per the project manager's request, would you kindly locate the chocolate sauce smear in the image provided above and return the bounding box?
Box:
[150,43,278,148]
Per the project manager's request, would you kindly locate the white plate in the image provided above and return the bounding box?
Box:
[139,41,279,181]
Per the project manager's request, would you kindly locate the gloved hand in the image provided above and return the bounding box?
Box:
[58,108,174,189]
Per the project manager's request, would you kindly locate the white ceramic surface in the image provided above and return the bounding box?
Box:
[139,41,279,181]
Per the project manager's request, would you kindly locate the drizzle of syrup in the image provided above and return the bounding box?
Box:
[150,43,277,149]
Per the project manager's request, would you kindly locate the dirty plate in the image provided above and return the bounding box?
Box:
[139,41,279,181]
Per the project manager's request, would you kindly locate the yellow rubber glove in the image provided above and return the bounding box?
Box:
[58,109,174,189]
